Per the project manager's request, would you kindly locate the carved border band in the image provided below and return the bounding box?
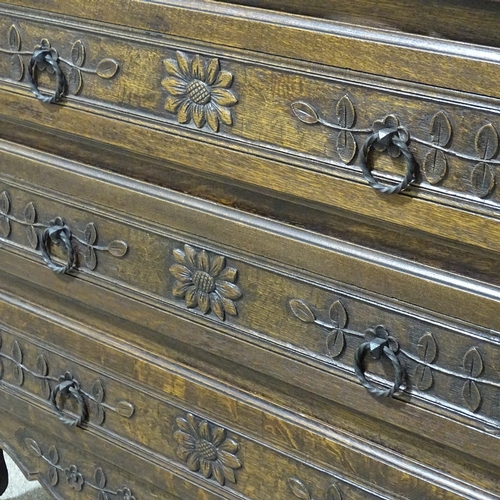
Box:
[0,24,120,95]
[289,297,500,433]
[292,96,500,198]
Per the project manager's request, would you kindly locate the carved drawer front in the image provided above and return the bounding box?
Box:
[0,143,499,491]
[0,294,493,500]
[1,6,500,256]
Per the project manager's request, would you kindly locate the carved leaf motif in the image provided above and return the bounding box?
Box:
[417,333,438,363]
[24,202,36,224]
[40,379,51,399]
[470,162,495,198]
[71,40,85,67]
[85,222,97,245]
[0,191,10,214]
[336,95,355,128]
[8,25,21,51]
[429,111,452,147]
[94,467,107,489]
[414,364,434,391]
[12,340,22,363]
[475,124,498,160]
[92,379,105,403]
[49,467,59,486]
[25,438,42,457]
[12,365,24,386]
[329,300,347,329]
[85,247,97,271]
[325,483,343,500]
[10,55,24,81]
[36,354,48,376]
[67,67,83,95]
[96,59,119,79]
[48,445,59,465]
[289,299,315,323]
[291,101,319,125]
[463,347,484,378]
[0,216,11,238]
[422,149,447,185]
[288,478,311,500]
[336,131,357,164]
[462,380,482,412]
[326,330,345,358]
[95,404,105,425]
[26,226,38,249]
[108,240,128,257]
[116,401,135,418]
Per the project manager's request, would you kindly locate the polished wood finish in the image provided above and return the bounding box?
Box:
[0,1,499,499]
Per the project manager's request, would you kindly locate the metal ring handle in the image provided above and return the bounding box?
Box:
[40,222,75,274]
[27,48,66,104]
[360,127,417,194]
[50,378,88,427]
[354,342,405,397]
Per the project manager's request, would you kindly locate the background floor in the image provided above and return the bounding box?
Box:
[2,454,49,499]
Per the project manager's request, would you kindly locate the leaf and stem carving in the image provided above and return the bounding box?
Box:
[0,191,128,271]
[25,439,136,499]
[292,96,500,197]
[0,333,134,425]
[288,477,343,500]
[0,25,119,92]
[290,297,500,421]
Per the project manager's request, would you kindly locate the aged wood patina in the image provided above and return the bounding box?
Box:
[0,1,499,499]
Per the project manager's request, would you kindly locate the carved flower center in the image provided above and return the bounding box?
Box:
[192,271,216,293]
[196,439,218,461]
[186,80,211,105]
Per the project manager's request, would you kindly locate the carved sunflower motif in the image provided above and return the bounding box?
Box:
[169,244,242,321]
[162,51,237,132]
[174,413,242,485]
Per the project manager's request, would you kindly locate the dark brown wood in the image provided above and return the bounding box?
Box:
[0,1,499,499]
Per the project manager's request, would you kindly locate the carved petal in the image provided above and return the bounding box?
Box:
[214,70,233,89]
[205,58,220,86]
[211,88,238,107]
[217,282,242,300]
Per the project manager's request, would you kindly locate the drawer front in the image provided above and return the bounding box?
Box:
[0,142,499,476]
[0,291,495,500]
[1,6,500,256]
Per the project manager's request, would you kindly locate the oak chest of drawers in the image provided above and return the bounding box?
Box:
[0,1,499,499]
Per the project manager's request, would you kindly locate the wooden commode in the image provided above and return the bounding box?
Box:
[0,1,499,499]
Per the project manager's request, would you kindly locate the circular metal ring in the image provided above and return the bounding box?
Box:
[359,128,417,195]
[50,379,88,427]
[27,49,66,104]
[40,223,75,274]
[354,342,405,397]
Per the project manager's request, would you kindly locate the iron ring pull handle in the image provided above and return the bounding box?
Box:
[360,126,417,195]
[50,375,89,427]
[353,326,406,397]
[26,48,66,104]
[40,219,76,274]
